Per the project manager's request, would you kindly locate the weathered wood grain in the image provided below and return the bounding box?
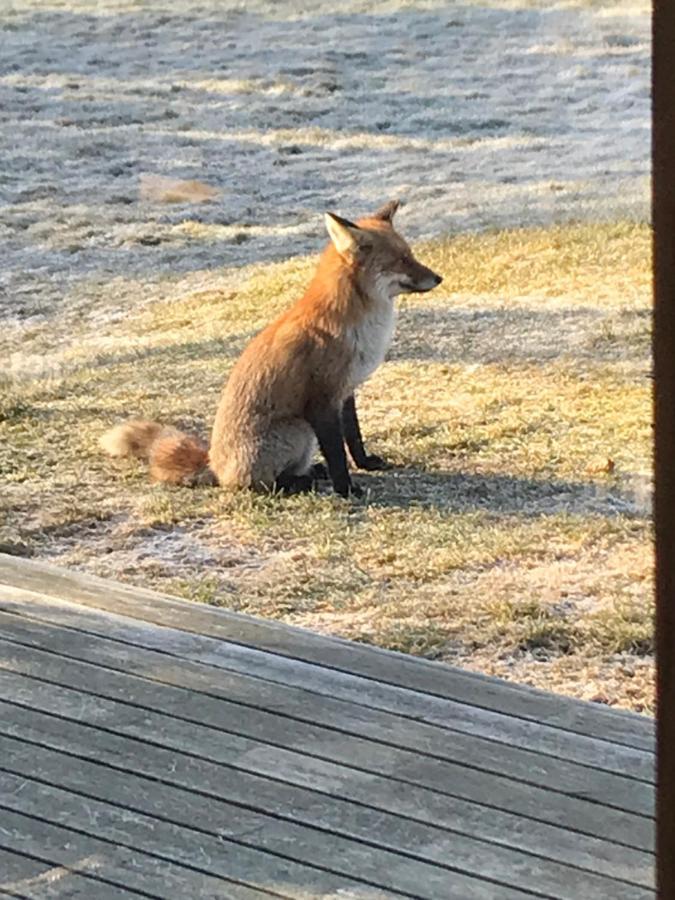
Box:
[0,848,144,900]
[0,699,654,900]
[0,555,657,897]
[0,773,382,900]
[0,734,541,900]
[0,587,655,786]
[0,554,653,749]
[0,669,653,887]
[0,808,278,898]
[0,602,654,792]
[0,632,654,852]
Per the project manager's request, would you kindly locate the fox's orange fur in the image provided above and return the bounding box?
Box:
[148,430,212,486]
[99,419,163,459]
[101,201,442,497]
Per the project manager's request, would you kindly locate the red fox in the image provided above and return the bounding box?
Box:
[101,201,442,497]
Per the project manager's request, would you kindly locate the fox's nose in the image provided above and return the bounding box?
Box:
[433,273,443,286]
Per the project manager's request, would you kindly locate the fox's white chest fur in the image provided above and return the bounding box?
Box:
[347,278,397,390]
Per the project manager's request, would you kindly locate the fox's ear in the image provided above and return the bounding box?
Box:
[373,199,400,223]
[324,213,369,255]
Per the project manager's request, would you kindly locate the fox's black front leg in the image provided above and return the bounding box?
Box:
[306,404,362,498]
[342,394,389,471]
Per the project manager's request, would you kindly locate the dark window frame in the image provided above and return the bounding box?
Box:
[653,2,673,895]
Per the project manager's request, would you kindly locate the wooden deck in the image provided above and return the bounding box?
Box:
[0,553,655,899]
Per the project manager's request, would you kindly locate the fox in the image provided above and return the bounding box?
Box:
[101,200,443,498]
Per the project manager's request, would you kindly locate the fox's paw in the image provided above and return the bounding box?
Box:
[334,479,363,499]
[275,473,315,496]
[359,454,390,471]
[309,462,329,480]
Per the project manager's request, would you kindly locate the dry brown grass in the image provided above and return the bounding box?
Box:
[0,220,653,712]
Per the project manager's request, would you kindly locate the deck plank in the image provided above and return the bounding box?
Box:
[0,600,654,798]
[0,700,652,900]
[0,555,656,897]
[0,845,147,899]
[0,733,541,900]
[0,671,653,887]
[0,553,653,749]
[0,808,277,899]
[0,774,385,900]
[0,588,655,786]
[0,628,654,852]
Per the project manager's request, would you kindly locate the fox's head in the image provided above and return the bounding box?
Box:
[324,201,443,298]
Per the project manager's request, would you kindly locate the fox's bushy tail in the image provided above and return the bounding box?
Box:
[100,419,216,486]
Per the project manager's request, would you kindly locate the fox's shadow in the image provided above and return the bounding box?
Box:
[348,468,649,519]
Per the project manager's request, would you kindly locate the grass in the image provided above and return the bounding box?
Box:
[0,219,653,712]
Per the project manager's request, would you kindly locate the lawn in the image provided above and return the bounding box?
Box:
[0,218,653,712]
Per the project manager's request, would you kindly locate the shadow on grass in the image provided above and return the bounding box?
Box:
[356,468,649,519]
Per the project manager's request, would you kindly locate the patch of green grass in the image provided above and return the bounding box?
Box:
[484,596,579,654]
[585,599,654,655]
[171,574,225,606]
[0,220,653,711]
[0,390,30,424]
[354,622,452,660]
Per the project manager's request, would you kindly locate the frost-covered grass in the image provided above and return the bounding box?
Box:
[2,0,649,322]
[0,220,653,712]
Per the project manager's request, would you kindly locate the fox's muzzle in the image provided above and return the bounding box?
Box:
[404,264,443,293]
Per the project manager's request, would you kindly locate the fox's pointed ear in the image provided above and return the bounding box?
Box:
[373,199,400,223]
[324,213,369,256]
